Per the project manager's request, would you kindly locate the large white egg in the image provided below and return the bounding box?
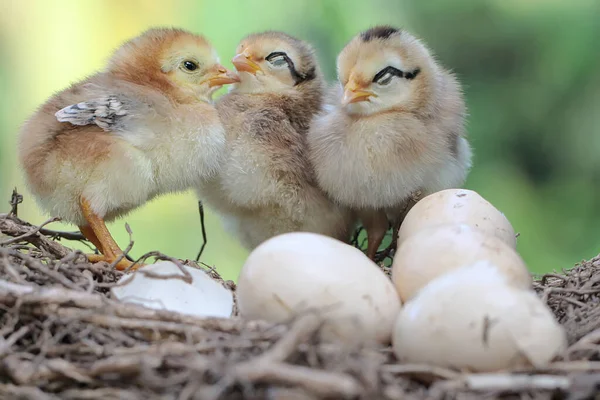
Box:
[398,189,517,248]
[237,232,401,345]
[392,262,566,372]
[111,261,234,318]
[392,224,531,302]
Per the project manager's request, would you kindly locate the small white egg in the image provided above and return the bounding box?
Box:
[398,189,517,248]
[111,261,234,318]
[392,262,566,372]
[237,232,401,345]
[392,224,531,302]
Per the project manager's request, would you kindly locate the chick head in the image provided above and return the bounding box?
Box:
[107,28,239,103]
[337,26,436,116]
[230,31,321,95]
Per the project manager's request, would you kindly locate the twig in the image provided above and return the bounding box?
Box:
[552,287,600,295]
[218,314,361,398]
[540,273,569,285]
[0,384,58,400]
[513,361,600,373]
[462,373,570,392]
[195,201,208,262]
[110,223,134,269]
[232,362,362,398]
[0,279,262,332]
[9,188,23,216]
[126,251,192,284]
[381,363,460,381]
[565,329,600,359]
[0,217,61,246]
[0,248,83,290]
[248,313,321,364]
[0,326,30,358]
[38,228,85,241]
[0,216,71,258]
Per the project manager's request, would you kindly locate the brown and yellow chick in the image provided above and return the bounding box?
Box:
[198,31,355,250]
[18,28,239,270]
[308,26,472,259]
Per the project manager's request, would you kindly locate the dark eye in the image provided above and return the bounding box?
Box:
[183,61,199,71]
[266,52,289,67]
[373,66,402,85]
[377,72,393,85]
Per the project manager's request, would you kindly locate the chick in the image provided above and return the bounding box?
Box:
[308,26,472,259]
[18,28,239,270]
[198,31,355,250]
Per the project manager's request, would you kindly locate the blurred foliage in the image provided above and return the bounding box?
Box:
[0,0,598,278]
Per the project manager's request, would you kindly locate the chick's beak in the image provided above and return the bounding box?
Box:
[232,53,262,75]
[342,82,376,106]
[206,65,240,88]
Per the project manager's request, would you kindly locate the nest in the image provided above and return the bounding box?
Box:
[1,204,600,400]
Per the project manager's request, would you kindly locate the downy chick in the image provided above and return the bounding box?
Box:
[199,31,355,250]
[308,26,472,259]
[19,28,239,270]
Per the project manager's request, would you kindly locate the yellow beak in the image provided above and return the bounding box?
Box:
[203,65,240,88]
[232,53,262,75]
[342,83,376,105]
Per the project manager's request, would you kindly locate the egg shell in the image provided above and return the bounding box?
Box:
[392,262,566,372]
[398,189,517,248]
[392,223,531,302]
[111,261,234,318]
[237,232,401,345]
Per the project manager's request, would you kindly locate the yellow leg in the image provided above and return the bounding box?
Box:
[79,197,137,271]
[78,224,104,253]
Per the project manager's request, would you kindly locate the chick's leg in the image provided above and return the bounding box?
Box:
[387,190,422,251]
[360,210,389,261]
[78,226,115,264]
[78,224,104,253]
[79,197,135,271]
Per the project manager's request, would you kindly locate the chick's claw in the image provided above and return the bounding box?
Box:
[86,253,141,271]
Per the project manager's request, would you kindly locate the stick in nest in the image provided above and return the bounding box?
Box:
[213,313,363,399]
[124,250,193,284]
[2,191,136,261]
[0,217,61,246]
[433,373,571,392]
[9,188,23,216]
[195,200,208,262]
[0,215,71,258]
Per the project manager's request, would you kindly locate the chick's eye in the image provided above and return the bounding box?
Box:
[373,66,403,85]
[182,61,199,71]
[266,52,288,67]
[270,56,287,67]
[377,73,393,85]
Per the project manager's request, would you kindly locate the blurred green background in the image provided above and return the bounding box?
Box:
[1,0,598,279]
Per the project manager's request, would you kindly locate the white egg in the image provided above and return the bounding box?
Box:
[392,262,566,372]
[398,189,517,248]
[237,232,401,345]
[392,224,531,302]
[111,261,234,318]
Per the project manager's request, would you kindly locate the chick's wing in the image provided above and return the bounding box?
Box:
[55,95,136,132]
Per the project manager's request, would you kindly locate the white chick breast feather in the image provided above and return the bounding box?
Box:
[310,96,472,210]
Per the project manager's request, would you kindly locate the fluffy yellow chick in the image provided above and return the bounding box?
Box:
[198,31,355,250]
[308,26,472,259]
[18,28,239,270]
